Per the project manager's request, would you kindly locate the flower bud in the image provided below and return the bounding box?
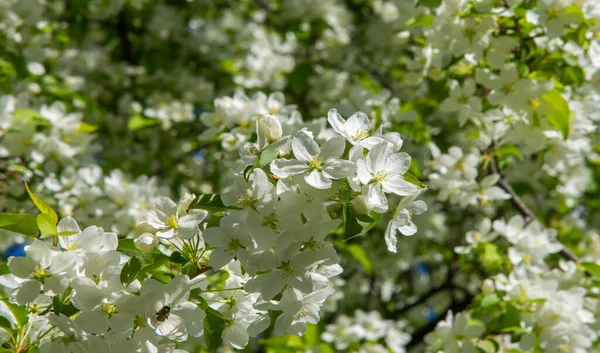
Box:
[258,114,283,141]
[351,195,373,215]
[481,278,495,294]
[178,192,196,214]
[135,233,158,252]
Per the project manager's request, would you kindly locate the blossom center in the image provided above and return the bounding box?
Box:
[502,82,515,94]
[304,239,323,251]
[547,7,560,19]
[355,129,369,140]
[167,215,178,229]
[262,212,278,229]
[101,301,117,316]
[373,170,391,182]
[33,266,50,282]
[227,238,243,252]
[529,98,540,110]
[237,196,256,208]
[308,154,324,171]
[278,261,299,278]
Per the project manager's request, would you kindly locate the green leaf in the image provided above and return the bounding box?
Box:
[481,293,501,308]
[189,194,239,213]
[344,205,381,240]
[52,296,78,317]
[418,0,442,7]
[25,183,58,224]
[1,298,28,326]
[346,244,373,275]
[13,109,50,126]
[182,262,198,277]
[305,323,319,346]
[581,262,600,277]
[46,231,78,237]
[0,316,11,331]
[120,252,169,286]
[406,15,434,27]
[127,114,160,131]
[481,243,503,272]
[479,339,499,353]
[207,212,226,228]
[499,302,521,330]
[259,146,278,167]
[77,121,98,133]
[494,144,523,161]
[37,213,58,239]
[199,298,227,350]
[404,172,427,189]
[0,213,38,238]
[539,89,571,140]
[116,239,138,252]
[319,344,335,353]
[0,263,9,276]
[169,251,187,264]
[243,164,255,180]
[152,271,175,284]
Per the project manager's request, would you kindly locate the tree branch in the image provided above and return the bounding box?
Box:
[489,158,580,263]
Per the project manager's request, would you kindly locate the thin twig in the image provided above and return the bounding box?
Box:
[489,158,580,263]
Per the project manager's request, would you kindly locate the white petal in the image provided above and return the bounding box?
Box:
[382,177,419,196]
[174,302,205,337]
[156,314,187,341]
[386,152,411,175]
[292,131,319,162]
[270,159,308,178]
[13,280,41,305]
[155,197,178,217]
[327,108,349,139]
[322,160,356,179]
[345,112,371,140]
[207,248,233,270]
[304,170,332,189]
[57,216,81,234]
[8,257,35,279]
[147,210,168,229]
[320,136,346,160]
[366,142,390,174]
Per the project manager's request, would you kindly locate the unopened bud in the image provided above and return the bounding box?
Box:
[135,233,158,252]
[351,195,373,215]
[481,278,495,294]
[258,114,283,141]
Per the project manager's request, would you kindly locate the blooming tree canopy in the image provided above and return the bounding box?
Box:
[1,0,600,352]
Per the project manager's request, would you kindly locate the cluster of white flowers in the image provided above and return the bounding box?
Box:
[127,108,426,348]
[428,146,510,208]
[1,217,207,352]
[3,0,600,351]
[424,311,485,353]
[322,310,410,353]
[489,262,597,352]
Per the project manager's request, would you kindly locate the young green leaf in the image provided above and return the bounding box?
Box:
[37,213,57,239]
[259,146,278,167]
[25,183,58,224]
[128,114,160,130]
[189,194,240,213]
[120,252,169,286]
[0,213,38,238]
[539,89,571,140]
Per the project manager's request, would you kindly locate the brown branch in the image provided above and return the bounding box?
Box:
[489,158,580,263]
[189,265,212,279]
